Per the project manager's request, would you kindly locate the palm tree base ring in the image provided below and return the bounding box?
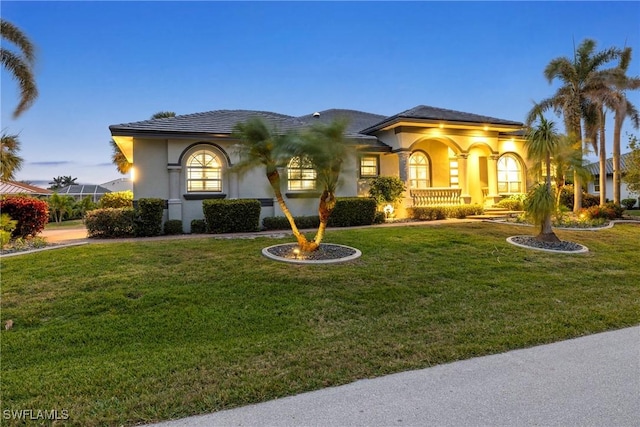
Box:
[507,236,588,254]
[262,243,361,264]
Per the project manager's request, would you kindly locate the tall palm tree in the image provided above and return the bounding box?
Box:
[527,39,620,213]
[151,111,176,119]
[604,47,640,205]
[524,114,561,243]
[1,19,38,118]
[232,117,311,250]
[109,138,132,174]
[0,132,23,181]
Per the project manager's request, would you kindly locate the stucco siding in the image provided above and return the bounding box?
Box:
[133,138,169,200]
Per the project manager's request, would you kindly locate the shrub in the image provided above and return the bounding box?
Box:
[409,206,447,221]
[494,194,525,211]
[582,206,616,221]
[368,176,406,205]
[190,219,207,234]
[328,197,377,227]
[559,185,599,209]
[85,208,135,238]
[203,199,261,233]
[445,204,484,218]
[99,191,133,208]
[164,219,183,235]
[621,198,637,210]
[0,196,49,238]
[373,211,386,224]
[1,214,17,247]
[135,198,165,237]
[263,215,320,231]
[604,202,625,218]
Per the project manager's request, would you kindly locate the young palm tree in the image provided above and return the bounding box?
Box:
[1,132,23,181]
[524,114,561,243]
[527,39,620,213]
[1,19,38,118]
[232,117,311,250]
[293,119,348,250]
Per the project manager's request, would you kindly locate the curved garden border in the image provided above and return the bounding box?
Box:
[262,243,362,264]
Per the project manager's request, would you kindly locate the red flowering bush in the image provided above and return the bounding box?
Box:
[582,205,617,220]
[0,196,49,238]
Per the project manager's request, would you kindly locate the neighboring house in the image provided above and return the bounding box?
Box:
[0,181,52,197]
[109,105,530,232]
[101,178,133,193]
[55,185,111,203]
[586,153,638,207]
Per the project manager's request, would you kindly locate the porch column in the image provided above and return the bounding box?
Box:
[396,150,412,216]
[486,155,501,205]
[167,165,182,221]
[457,153,471,204]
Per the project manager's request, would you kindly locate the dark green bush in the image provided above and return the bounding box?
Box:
[190,219,207,234]
[263,215,320,231]
[494,194,525,211]
[621,198,637,210]
[445,204,484,218]
[135,198,165,237]
[559,185,599,210]
[0,196,49,238]
[85,208,135,238]
[203,199,261,233]
[373,211,386,224]
[327,197,377,227]
[604,202,625,218]
[164,220,183,235]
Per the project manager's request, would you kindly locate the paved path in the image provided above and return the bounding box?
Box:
[147,326,640,427]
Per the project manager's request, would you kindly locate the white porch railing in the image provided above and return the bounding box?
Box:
[410,188,462,207]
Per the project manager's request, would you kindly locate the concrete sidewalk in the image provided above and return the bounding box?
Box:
[148,326,640,427]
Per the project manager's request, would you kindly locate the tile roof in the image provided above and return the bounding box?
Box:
[110,110,295,136]
[585,152,632,176]
[0,181,52,195]
[361,105,523,133]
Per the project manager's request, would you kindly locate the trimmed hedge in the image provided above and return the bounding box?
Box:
[135,198,164,237]
[85,208,136,238]
[327,197,377,227]
[203,199,261,233]
[190,219,207,234]
[0,196,49,238]
[99,191,133,208]
[409,204,484,221]
[164,220,183,235]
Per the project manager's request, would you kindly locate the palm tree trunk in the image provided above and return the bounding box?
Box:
[540,153,560,242]
[599,115,607,206]
[311,190,337,251]
[613,112,624,205]
[267,170,311,250]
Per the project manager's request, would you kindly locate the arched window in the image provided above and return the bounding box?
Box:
[288,156,316,191]
[497,154,522,193]
[409,152,430,189]
[186,149,222,192]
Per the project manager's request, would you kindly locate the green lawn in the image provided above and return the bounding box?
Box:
[625,209,640,217]
[44,219,85,229]
[2,222,639,426]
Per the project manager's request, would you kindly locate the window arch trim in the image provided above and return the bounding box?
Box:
[497,153,523,194]
[409,150,432,189]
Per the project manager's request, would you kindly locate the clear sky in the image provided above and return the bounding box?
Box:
[2,1,639,187]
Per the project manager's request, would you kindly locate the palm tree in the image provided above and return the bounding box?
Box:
[527,39,620,213]
[49,175,77,190]
[604,47,640,205]
[151,111,176,119]
[1,132,23,181]
[524,114,561,243]
[1,19,38,118]
[109,139,132,174]
[293,119,348,250]
[232,117,311,250]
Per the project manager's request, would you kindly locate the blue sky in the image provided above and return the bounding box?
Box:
[2,1,639,186]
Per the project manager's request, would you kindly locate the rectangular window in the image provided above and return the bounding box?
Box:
[359,156,379,178]
[187,169,222,192]
[594,181,600,192]
[449,159,459,188]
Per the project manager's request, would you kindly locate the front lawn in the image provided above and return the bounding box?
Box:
[1,222,639,426]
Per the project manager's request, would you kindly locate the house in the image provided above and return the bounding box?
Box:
[586,153,638,207]
[109,105,530,232]
[101,178,133,193]
[0,181,52,197]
